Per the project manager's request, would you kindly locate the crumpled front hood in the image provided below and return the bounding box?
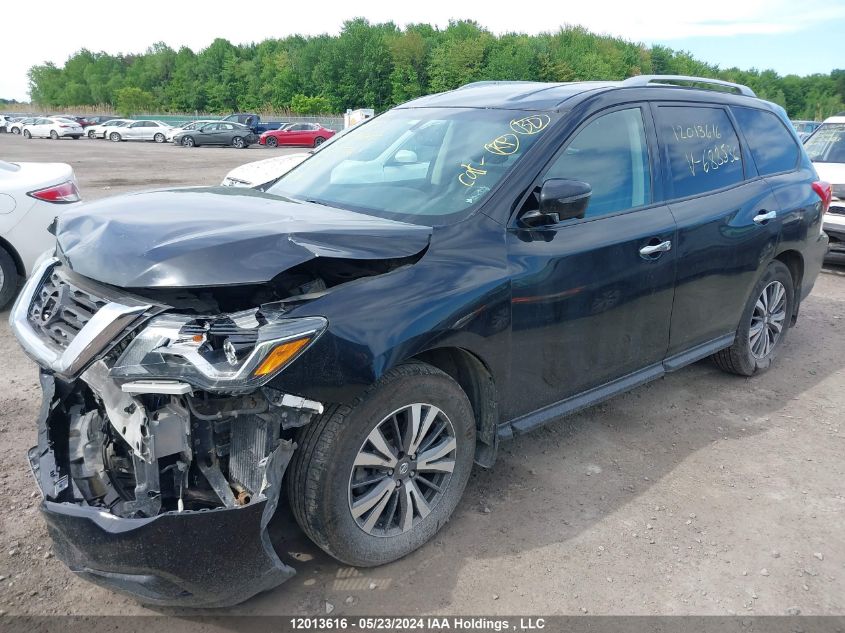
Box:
[56,187,432,288]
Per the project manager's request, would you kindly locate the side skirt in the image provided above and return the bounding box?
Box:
[497,333,735,440]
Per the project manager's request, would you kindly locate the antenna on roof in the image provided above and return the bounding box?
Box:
[621,75,756,97]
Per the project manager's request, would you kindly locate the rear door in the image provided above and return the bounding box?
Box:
[506,105,677,418]
[652,103,783,356]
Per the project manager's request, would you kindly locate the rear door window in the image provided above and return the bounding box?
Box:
[732,107,800,175]
[655,106,744,199]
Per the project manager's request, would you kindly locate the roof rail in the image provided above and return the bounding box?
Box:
[457,80,537,90]
[621,75,756,97]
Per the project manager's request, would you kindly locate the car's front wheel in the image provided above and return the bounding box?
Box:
[182,136,195,147]
[11,127,21,135]
[154,132,165,143]
[22,129,31,139]
[0,247,20,310]
[713,260,794,376]
[109,132,121,142]
[87,130,96,139]
[50,130,59,140]
[287,361,476,567]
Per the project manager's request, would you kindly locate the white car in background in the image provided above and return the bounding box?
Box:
[87,118,131,139]
[0,161,81,308]
[166,119,218,142]
[108,119,172,143]
[221,153,310,188]
[805,114,845,262]
[8,117,37,134]
[0,115,16,132]
[22,117,84,140]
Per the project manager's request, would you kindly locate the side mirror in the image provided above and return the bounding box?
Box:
[521,179,592,227]
[394,149,418,164]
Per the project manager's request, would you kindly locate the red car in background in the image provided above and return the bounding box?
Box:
[259,122,336,148]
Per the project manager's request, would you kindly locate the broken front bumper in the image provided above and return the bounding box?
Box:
[28,373,297,607]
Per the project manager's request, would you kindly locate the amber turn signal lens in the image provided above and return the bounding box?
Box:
[253,337,311,377]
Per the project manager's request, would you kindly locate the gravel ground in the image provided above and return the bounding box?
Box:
[0,132,843,617]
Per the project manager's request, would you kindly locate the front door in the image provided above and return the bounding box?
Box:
[506,105,677,420]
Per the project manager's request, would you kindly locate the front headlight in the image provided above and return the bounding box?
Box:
[110,310,327,393]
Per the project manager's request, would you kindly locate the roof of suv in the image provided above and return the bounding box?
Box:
[399,76,761,112]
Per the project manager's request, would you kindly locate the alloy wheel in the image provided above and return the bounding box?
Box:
[348,403,457,537]
[749,280,787,359]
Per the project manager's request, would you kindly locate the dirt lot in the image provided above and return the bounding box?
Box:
[0,132,843,617]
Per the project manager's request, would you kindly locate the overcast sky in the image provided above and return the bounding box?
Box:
[2,0,844,102]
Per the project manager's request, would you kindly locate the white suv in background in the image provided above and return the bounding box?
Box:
[22,117,84,140]
[805,115,845,261]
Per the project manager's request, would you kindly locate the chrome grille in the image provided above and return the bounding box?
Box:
[27,268,109,350]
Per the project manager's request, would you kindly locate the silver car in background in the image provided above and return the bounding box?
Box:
[108,119,173,143]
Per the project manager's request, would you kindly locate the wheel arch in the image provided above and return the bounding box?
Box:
[774,249,804,324]
[412,346,500,467]
[0,235,26,278]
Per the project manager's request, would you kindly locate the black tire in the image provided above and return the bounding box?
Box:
[87,130,96,139]
[232,136,245,149]
[712,260,794,376]
[0,247,21,310]
[287,361,476,567]
[11,127,21,135]
[71,135,80,140]
[266,136,278,148]
[154,132,165,143]
[22,129,31,139]
[109,132,121,142]
[313,136,325,147]
[182,136,195,147]
[50,130,59,140]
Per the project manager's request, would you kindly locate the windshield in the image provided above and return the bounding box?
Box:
[804,123,845,163]
[266,107,555,224]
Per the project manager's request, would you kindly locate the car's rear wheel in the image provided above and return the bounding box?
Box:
[50,130,59,140]
[287,361,475,567]
[109,132,121,142]
[87,130,96,139]
[0,247,20,310]
[11,127,21,135]
[313,136,326,147]
[22,129,31,139]
[266,136,278,148]
[713,260,794,376]
[154,132,165,143]
[232,136,245,149]
[182,136,195,147]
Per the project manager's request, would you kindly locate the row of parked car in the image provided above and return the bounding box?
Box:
[0,113,337,148]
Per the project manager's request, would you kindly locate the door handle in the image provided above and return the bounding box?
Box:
[639,240,672,257]
[753,210,777,224]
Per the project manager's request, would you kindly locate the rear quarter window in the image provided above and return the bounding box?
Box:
[655,106,744,199]
[732,107,800,175]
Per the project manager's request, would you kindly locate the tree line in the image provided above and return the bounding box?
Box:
[26,19,845,119]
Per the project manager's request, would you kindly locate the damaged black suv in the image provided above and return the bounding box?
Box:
[12,76,830,607]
